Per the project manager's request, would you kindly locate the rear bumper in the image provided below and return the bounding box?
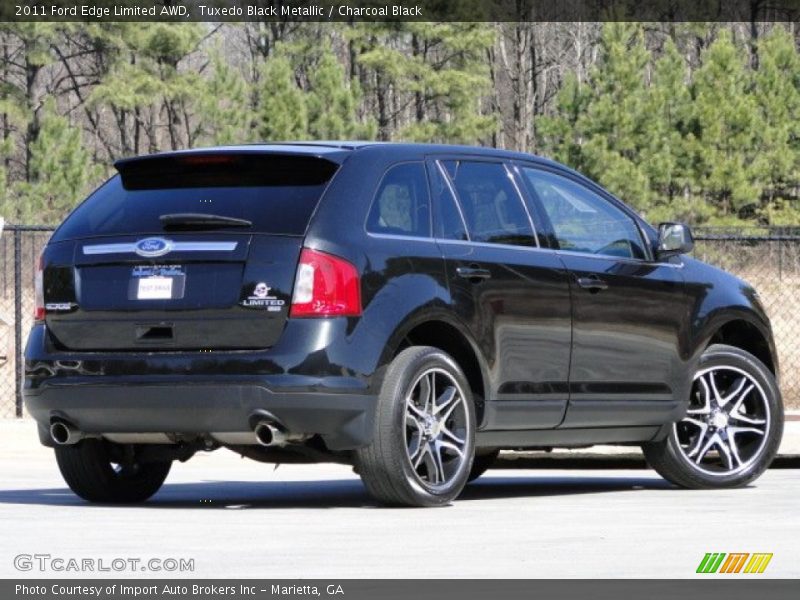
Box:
[24,322,379,451]
[25,383,375,451]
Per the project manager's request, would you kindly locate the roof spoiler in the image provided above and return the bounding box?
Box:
[114,151,339,190]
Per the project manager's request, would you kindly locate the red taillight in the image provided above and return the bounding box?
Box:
[290,248,361,318]
[34,254,45,321]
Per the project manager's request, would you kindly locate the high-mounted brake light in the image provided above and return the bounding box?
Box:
[178,154,237,166]
[290,248,362,318]
[34,253,45,321]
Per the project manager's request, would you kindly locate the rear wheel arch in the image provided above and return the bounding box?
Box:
[388,319,489,423]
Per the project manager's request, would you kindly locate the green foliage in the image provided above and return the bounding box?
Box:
[537,73,590,168]
[199,48,251,145]
[2,100,98,223]
[90,24,202,109]
[255,54,309,141]
[306,48,368,139]
[641,39,709,224]
[751,28,800,215]
[577,23,652,208]
[2,21,800,228]
[541,23,800,226]
[352,22,495,143]
[690,30,760,215]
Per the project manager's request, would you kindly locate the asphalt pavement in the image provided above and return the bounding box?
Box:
[0,418,797,579]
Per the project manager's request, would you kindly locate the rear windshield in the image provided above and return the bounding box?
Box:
[52,153,338,241]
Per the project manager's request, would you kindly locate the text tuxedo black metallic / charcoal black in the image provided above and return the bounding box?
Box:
[24,142,784,506]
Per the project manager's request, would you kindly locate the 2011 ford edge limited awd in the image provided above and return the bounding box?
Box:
[24,142,784,507]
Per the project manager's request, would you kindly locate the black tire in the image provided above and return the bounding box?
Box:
[468,449,500,482]
[643,344,783,489]
[55,439,171,503]
[356,346,476,507]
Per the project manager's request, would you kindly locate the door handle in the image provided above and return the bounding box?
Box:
[576,276,608,292]
[456,266,492,281]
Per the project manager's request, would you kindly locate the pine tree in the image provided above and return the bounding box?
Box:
[307,47,371,140]
[538,73,591,169]
[640,38,705,223]
[198,48,251,145]
[10,99,98,223]
[540,23,652,213]
[400,23,496,144]
[255,54,309,141]
[0,23,61,181]
[690,30,760,218]
[352,22,495,143]
[751,27,800,224]
[89,23,203,154]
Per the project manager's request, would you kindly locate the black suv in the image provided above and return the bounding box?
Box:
[25,142,784,507]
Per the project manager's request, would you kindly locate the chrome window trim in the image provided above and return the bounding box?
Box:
[83,241,238,255]
[433,160,471,241]
[435,158,540,248]
[432,237,684,268]
[501,162,540,247]
[365,232,439,244]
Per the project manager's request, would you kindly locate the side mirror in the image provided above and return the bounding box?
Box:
[657,222,694,259]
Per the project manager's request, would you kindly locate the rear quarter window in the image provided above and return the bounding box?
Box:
[366,162,431,238]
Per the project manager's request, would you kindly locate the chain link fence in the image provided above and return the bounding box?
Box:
[1,225,53,417]
[0,225,798,417]
[692,227,800,409]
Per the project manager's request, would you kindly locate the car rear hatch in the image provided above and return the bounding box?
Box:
[42,151,341,351]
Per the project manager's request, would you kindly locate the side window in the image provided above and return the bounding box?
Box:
[430,163,468,241]
[522,168,646,260]
[366,162,431,237]
[441,160,536,247]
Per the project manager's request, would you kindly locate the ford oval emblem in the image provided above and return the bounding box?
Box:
[135,237,173,257]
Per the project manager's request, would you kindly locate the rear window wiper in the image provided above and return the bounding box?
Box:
[159,213,253,230]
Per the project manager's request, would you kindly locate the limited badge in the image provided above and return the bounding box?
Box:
[242,282,285,311]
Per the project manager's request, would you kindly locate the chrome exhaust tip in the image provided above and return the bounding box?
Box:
[253,421,288,447]
[50,421,83,445]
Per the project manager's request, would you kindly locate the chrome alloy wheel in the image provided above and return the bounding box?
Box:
[674,365,771,475]
[404,368,470,487]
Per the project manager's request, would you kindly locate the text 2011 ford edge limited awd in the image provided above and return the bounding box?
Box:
[24,142,784,507]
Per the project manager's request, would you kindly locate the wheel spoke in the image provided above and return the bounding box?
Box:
[719,376,747,408]
[686,423,710,459]
[407,434,423,463]
[406,398,426,420]
[715,435,736,470]
[406,411,422,431]
[413,442,429,470]
[728,425,765,437]
[418,373,433,415]
[436,389,463,423]
[725,382,753,414]
[437,439,464,459]
[440,423,465,445]
[429,442,446,483]
[688,376,712,415]
[692,431,719,464]
[730,410,766,426]
[683,417,707,429]
[433,386,458,418]
[708,371,724,406]
[724,432,743,468]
